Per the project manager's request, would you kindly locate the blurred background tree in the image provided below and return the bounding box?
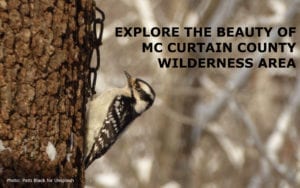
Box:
[86,0,300,188]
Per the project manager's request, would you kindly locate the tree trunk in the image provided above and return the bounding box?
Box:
[0,0,93,187]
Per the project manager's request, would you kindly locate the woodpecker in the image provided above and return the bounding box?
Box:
[84,71,155,168]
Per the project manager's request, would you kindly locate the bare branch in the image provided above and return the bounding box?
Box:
[202,75,299,185]
[266,76,300,162]
[207,124,245,169]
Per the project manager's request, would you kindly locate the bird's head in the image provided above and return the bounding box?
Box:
[124,71,155,114]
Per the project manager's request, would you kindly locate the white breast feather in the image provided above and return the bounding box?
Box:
[134,99,148,114]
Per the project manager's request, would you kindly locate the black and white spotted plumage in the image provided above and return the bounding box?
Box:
[84,72,155,169]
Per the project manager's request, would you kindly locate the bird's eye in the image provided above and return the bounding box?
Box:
[135,83,141,90]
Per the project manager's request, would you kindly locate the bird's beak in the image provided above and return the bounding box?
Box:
[124,71,133,87]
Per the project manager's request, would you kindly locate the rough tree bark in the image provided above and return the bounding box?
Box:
[0,0,93,187]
